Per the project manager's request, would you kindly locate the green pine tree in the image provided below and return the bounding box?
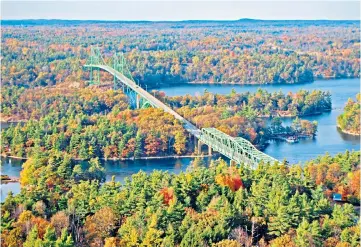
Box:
[268,205,292,237]
[23,226,41,247]
[55,228,74,247]
[134,131,143,158]
[42,226,57,247]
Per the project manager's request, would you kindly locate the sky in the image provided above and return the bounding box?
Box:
[2,1,360,21]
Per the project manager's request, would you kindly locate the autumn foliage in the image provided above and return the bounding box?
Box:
[215,167,244,191]
[160,187,174,206]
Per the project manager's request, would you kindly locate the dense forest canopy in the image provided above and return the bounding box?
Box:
[1,150,359,246]
[1,20,360,88]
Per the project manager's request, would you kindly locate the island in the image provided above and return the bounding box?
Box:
[337,94,360,136]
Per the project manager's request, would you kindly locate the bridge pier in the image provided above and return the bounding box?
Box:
[230,160,237,166]
[136,94,140,109]
[197,140,212,156]
[197,140,202,154]
[194,135,198,153]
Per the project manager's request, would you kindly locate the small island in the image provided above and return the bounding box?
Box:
[337,94,360,136]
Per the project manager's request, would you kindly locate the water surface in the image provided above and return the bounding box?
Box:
[160,78,360,163]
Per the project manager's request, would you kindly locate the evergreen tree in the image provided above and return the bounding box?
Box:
[134,131,143,158]
[268,205,292,237]
[42,226,57,247]
[295,219,311,247]
[180,225,204,247]
[78,139,88,159]
[287,191,301,227]
[162,224,176,247]
[23,226,41,247]
[332,204,356,228]
[310,220,322,247]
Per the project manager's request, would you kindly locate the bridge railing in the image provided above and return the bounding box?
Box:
[200,127,279,168]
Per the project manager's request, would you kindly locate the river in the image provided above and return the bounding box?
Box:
[1,78,359,202]
[159,78,360,163]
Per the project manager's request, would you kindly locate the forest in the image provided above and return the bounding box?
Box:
[1,86,329,159]
[1,149,359,246]
[1,19,360,247]
[337,94,360,135]
[1,20,360,88]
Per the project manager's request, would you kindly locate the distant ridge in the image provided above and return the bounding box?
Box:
[1,19,359,26]
[237,18,262,22]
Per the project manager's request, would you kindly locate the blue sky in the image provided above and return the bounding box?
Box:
[2,1,360,21]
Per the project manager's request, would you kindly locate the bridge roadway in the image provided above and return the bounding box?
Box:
[84,64,201,138]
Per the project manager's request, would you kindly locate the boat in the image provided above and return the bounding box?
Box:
[286,136,299,143]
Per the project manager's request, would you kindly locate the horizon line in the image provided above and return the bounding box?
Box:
[2,18,360,22]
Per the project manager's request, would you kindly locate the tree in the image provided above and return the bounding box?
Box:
[55,229,74,247]
[42,226,57,247]
[295,219,322,247]
[104,237,120,247]
[88,157,105,182]
[174,131,187,155]
[180,225,204,247]
[212,239,241,247]
[270,234,295,247]
[134,131,143,158]
[23,226,40,247]
[332,204,356,228]
[84,207,117,245]
[50,211,69,237]
[268,205,292,237]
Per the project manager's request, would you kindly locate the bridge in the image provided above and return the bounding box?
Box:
[84,47,279,168]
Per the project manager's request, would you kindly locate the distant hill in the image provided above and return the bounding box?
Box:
[1,19,359,26]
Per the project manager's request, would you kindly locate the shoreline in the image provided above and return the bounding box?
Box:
[154,76,358,89]
[337,125,360,136]
[1,153,213,162]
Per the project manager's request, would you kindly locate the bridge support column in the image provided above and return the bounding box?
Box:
[230,160,236,166]
[208,146,212,156]
[136,94,141,109]
[197,140,202,154]
[194,135,198,152]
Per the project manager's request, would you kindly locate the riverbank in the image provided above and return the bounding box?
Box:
[337,126,360,136]
[1,153,213,162]
[155,75,358,89]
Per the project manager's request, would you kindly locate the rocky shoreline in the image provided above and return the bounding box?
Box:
[1,175,19,183]
[337,125,360,136]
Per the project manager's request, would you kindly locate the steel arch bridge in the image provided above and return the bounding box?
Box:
[83,46,279,168]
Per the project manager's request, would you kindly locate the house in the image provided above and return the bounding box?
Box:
[332,193,344,202]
